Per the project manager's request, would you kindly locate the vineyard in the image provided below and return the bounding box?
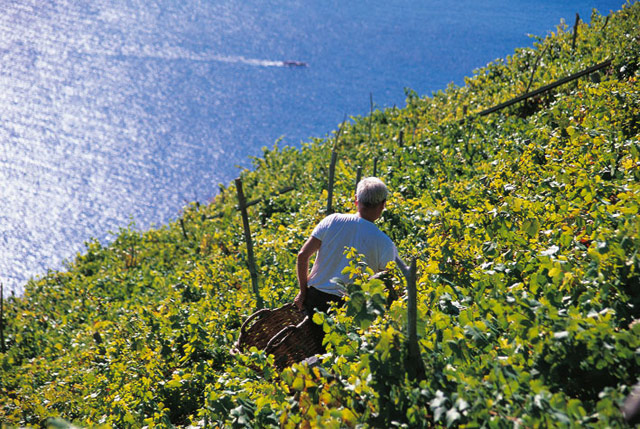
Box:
[1,2,639,428]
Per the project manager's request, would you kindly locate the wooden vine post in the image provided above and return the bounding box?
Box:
[235,178,264,310]
[1,281,5,353]
[368,93,374,145]
[571,13,580,51]
[179,218,189,240]
[368,94,382,178]
[406,259,425,380]
[326,116,347,214]
[326,149,338,214]
[525,45,548,94]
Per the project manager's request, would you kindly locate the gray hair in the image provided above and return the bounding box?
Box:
[356,177,388,207]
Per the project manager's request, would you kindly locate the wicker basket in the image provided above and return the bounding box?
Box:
[234,303,306,353]
[265,316,325,370]
[233,269,399,369]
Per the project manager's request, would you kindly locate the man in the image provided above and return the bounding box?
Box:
[294,177,399,318]
[622,381,640,425]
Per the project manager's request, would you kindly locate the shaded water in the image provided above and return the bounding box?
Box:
[0,0,624,294]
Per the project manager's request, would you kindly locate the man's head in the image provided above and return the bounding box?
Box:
[356,177,388,217]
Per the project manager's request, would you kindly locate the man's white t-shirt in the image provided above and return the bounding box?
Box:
[307,213,398,296]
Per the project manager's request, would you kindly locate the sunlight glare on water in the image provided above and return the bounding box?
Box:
[0,0,625,294]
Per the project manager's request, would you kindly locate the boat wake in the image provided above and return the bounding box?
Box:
[81,45,307,68]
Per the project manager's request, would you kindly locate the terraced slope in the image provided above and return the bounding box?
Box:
[1,3,639,427]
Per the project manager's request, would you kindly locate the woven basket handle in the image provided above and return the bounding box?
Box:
[264,315,310,352]
[265,326,296,353]
[239,302,298,336]
[231,310,271,356]
[239,308,269,336]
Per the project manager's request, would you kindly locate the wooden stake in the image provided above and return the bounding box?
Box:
[407,259,418,356]
[235,178,263,310]
[373,157,378,177]
[218,184,226,203]
[356,166,362,192]
[327,149,337,214]
[406,259,425,380]
[368,93,374,146]
[1,281,5,353]
[525,45,549,94]
[326,116,347,215]
[571,13,580,50]
[180,218,188,240]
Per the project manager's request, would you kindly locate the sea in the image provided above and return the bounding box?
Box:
[0,0,626,295]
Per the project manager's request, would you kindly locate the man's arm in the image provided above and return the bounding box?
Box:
[294,236,322,310]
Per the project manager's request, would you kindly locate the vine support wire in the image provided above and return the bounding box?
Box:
[235,178,264,310]
[470,59,612,118]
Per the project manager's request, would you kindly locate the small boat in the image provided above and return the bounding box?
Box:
[283,60,307,67]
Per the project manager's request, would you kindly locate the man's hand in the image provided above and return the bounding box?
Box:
[294,289,306,311]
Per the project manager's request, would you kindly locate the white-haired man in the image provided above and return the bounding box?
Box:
[294,177,399,325]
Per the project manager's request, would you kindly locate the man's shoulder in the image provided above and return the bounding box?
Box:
[366,222,395,248]
[322,213,357,225]
[333,212,357,219]
[313,213,353,236]
[375,228,395,245]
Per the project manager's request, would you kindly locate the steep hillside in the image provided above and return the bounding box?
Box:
[1,3,639,427]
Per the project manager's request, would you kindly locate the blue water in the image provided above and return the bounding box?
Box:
[0,0,625,294]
